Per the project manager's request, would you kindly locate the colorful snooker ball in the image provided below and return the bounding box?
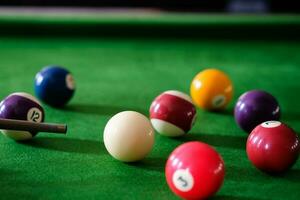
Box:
[35,66,75,107]
[234,90,281,133]
[103,111,155,162]
[149,90,197,137]
[0,92,45,140]
[190,68,233,111]
[165,141,225,200]
[247,121,300,173]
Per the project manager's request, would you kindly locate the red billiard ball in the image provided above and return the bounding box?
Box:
[149,90,197,137]
[247,121,300,173]
[165,141,225,199]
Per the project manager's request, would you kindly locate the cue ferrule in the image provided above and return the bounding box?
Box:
[0,118,67,134]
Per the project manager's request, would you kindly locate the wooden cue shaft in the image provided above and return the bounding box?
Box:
[0,118,67,134]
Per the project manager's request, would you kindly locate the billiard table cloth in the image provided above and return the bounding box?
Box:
[0,10,299,200]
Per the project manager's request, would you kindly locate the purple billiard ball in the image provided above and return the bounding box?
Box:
[234,90,280,133]
[0,92,45,140]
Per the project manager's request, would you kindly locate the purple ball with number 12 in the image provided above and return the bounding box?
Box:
[0,92,45,141]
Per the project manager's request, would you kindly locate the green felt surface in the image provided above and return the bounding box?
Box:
[0,13,300,200]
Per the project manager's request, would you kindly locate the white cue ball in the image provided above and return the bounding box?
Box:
[103,111,155,162]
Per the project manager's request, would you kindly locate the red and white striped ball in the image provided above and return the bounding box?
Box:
[149,90,197,137]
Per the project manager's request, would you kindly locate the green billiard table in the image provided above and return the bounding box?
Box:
[0,10,300,200]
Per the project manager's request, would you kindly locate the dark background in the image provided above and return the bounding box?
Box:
[0,0,299,13]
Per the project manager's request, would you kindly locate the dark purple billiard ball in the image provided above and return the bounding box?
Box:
[234,90,280,133]
[0,92,45,140]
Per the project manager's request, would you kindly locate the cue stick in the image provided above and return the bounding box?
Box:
[0,118,67,134]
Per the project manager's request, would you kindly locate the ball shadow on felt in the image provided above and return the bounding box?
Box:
[20,137,105,155]
[174,132,247,150]
[64,103,147,116]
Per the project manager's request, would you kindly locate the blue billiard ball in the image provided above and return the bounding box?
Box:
[35,66,75,107]
[0,92,45,140]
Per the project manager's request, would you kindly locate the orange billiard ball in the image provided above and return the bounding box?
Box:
[190,68,233,111]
